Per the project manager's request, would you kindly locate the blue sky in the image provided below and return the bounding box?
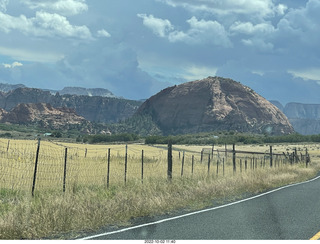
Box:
[0,0,319,105]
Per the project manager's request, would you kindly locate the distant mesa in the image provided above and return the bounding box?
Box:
[0,83,116,98]
[56,87,116,98]
[282,103,320,135]
[0,85,141,124]
[136,76,294,135]
[0,103,88,130]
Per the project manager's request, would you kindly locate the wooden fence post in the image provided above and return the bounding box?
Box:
[141,150,144,184]
[216,159,219,176]
[208,154,211,175]
[63,147,68,193]
[223,158,225,176]
[270,146,273,167]
[181,151,185,177]
[32,138,41,197]
[225,144,227,162]
[6,140,10,152]
[306,148,310,168]
[107,148,111,188]
[124,144,128,185]
[294,148,298,163]
[191,155,194,175]
[245,158,247,171]
[168,141,173,181]
[233,144,236,174]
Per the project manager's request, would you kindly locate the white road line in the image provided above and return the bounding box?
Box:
[78,175,320,240]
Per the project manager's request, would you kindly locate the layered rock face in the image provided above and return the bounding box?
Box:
[137,77,294,135]
[283,103,320,135]
[284,103,320,119]
[0,103,87,130]
[0,88,141,123]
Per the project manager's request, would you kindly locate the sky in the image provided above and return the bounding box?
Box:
[0,0,319,105]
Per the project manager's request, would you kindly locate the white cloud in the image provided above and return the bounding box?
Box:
[276,0,320,46]
[158,0,287,19]
[276,4,288,15]
[288,68,320,82]
[2,62,23,68]
[229,21,275,51]
[33,11,92,39]
[251,70,264,76]
[23,0,88,16]
[230,21,275,35]
[137,14,174,37]
[97,29,111,38]
[169,16,231,47]
[138,14,231,47]
[227,0,320,52]
[0,46,64,62]
[0,10,92,39]
[0,12,31,33]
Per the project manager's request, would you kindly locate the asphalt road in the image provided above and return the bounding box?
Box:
[79,175,320,240]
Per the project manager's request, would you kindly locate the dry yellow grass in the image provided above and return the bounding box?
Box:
[0,139,239,192]
[0,138,319,239]
[0,138,315,193]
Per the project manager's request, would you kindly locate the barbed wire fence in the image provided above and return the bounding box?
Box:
[0,139,311,196]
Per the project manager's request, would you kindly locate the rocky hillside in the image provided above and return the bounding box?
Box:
[136,76,294,135]
[0,103,90,130]
[0,88,141,123]
[283,103,320,135]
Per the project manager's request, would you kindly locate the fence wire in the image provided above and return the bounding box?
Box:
[0,139,309,194]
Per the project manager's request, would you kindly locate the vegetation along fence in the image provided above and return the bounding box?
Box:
[0,139,311,196]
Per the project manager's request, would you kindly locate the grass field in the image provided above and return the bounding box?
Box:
[1,139,271,193]
[0,138,319,239]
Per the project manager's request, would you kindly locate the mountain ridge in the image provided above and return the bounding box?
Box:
[3,80,320,136]
[0,87,141,124]
[0,82,116,98]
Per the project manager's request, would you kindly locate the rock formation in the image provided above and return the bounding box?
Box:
[137,76,294,135]
[0,103,88,130]
[283,103,320,135]
[0,88,141,123]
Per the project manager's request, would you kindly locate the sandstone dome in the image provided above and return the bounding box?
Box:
[136,76,294,135]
